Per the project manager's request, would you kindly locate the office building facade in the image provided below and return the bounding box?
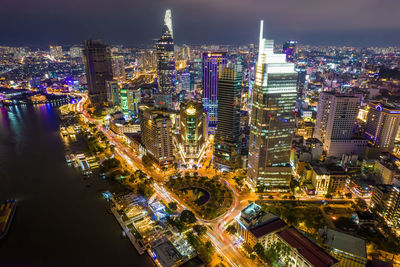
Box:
[83,39,113,105]
[247,21,297,188]
[178,102,207,164]
[365,101,400,152]
[106,80,119,107]
[371,184,400,229]
[202,52,227,132]
[156,9,176,107]
[214,63,242,169]
[111,55,126,81]
[314,92,362,157]
[139,106,174,165]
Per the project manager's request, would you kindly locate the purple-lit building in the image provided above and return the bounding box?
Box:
[365,101,400,152]
[202,52,227,132]
[282,41,297,63]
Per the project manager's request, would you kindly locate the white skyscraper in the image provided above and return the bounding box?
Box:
[314,92,366,157]
[164,9,173,38]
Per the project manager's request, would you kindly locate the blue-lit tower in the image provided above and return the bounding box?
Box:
[202,52,227,133]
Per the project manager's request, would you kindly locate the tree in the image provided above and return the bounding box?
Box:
[334,216,357,230]
[180,210,197,224]
[289,178,300,193]
[253,243,266,261]
[168,201,178,212]
[226,225,237,235]
[325,193,333,199]
[265,242,290,264]
[193,224,207,236]
[355,198,368,210]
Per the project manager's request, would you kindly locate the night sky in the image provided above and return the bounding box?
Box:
[1,0,400,47]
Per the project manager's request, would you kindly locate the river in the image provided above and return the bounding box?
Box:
[0,104,153,267]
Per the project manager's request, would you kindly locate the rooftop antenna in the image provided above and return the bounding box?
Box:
[258,20,264,63]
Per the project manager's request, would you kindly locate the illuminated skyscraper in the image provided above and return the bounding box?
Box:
[156,9,176,107]
[247,21,297,188]
[111,55,126,81]
[69,46,83,59]
[106,80,119,107]
[365,101,400,152]
[120,88,128,115]
[214,63,242,169]
[49,45,63,60]
[314,92,363,157]
[83,39,113,105]
[178,102,207,165]
[202,52,227,132]
[139,106,174,165]
[282,41,297,63]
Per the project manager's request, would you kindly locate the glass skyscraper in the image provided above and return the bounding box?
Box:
[83,39,113,105]
[247,21,297,188]
[214,63,242,169]
[155,9,176,107]
[202,52,227,132]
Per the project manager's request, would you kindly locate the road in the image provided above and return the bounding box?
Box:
[70,93,361,267]
[69,93,256,266]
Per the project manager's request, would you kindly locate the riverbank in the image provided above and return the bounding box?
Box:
[0,104,153,266]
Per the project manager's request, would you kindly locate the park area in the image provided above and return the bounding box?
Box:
[166,174,233,220]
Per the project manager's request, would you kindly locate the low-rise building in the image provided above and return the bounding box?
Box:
[235,202,287,248]
[275,227,339,267]
[321,228,367,267]
[311,164,347,195]
[110,119,140,135]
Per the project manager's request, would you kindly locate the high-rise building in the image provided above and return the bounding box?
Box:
[127,88,141,118]
[314,92,364,157]
[177,102,207,165]
[69,46,83,59]
[202,52,227,132]
[111,55,126,81]
[371,184,400,229]
[83,39,113,105]
[140,50,157,72]
[282,41,297,63]
[155,9,176,107]
[214,63,242,169]
[139,106,174,165]
[247,21,297,188]
[120,88,129,115]
[365,101,400,152]
[49,45,63,60]
[106,80,119,107]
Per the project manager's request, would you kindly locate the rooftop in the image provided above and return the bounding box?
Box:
[277,227,338,267]
[322,228,366,258]
[312,164,346,176]
[249,216,287,238]
[241,202,261,222]
[151,239,181,267]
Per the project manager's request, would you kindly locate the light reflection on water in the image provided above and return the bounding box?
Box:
[0,102,153,266]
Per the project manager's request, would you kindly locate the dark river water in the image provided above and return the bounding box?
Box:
[0,104,153,267]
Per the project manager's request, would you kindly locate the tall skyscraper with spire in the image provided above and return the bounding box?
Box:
[247,21,297,188]
[155,9,176,107]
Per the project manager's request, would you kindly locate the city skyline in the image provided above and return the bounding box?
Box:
[2,0,400,47]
